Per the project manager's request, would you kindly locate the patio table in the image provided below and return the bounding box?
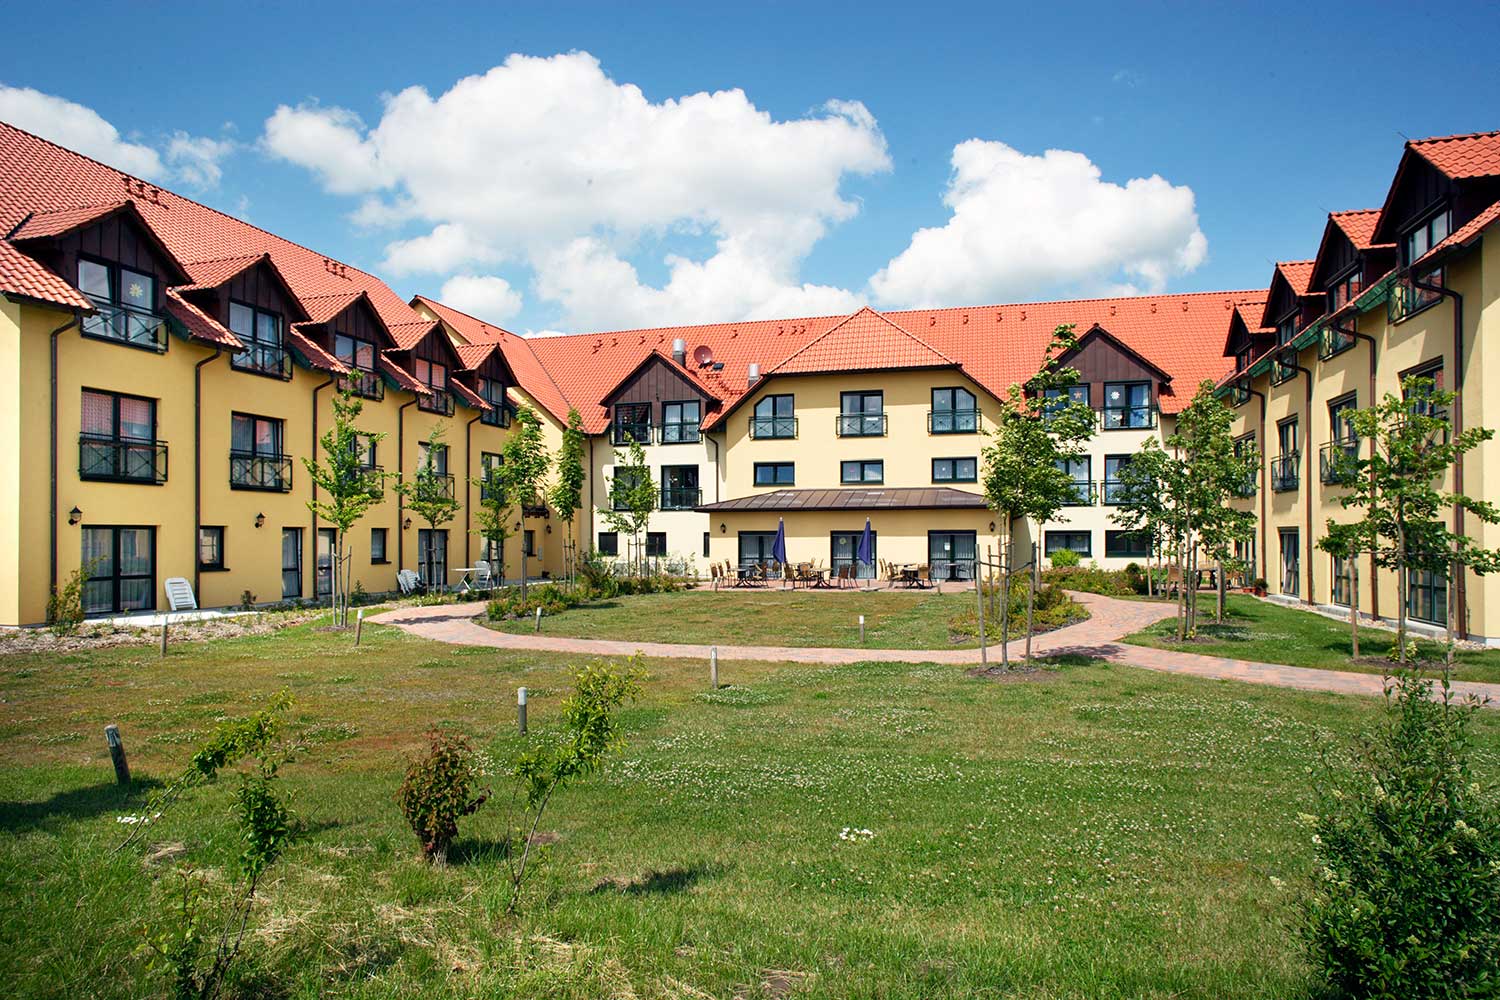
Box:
[451,567,483,594]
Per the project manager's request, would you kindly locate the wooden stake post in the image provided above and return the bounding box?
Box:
[104,724,130,785]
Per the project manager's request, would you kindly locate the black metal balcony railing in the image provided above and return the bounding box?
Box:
[1231,465,1260,499]
[231,341,293,379]
[230,451,292,491]
[480,404,509,427]
[1319,326,1355,361]
[1270,453,1300,492]
[1320,439,1360,486]
[749,416,797,439]
[1227,383,1251,407]
[1270,358,1298,386]
[78,435,167,483]
[658,421,701,444]
[1062,481,1097,506]
[338,367,384,400]
[660,486,702,510]
[1100,478,1130,505]
[411,472,457,500]
[418,389,455,416]
[479,474,504,503]
[928,409,979,434]
[82,302,170,352]
[1100,405,1158,430]
[836,412,887,437]
[612,422,652,446]
[1388,277,1443,323]
[521,502,549,518]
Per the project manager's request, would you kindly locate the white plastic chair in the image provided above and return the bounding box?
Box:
[164,577,197,612]
[397,569,423,595]
[473,560,494,592]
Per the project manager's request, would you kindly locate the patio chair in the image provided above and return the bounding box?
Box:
[163,577,197,612]
[397,569,425,596]
[473,560,495,593]
[709,562,721,590]
[917,564,932,589]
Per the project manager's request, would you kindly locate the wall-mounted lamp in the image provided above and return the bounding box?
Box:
[403,517,412,531]
[255,512,266,529]
[514,521,523,531]
[719,523,726,534]
[68,506,82,526]
[988,521,996,532]
[545,524,552,534]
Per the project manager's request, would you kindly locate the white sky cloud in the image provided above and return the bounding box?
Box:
[438,274,523,325]
[869,139,1207,308]
[260,51,889,328]
[0,84,234,188]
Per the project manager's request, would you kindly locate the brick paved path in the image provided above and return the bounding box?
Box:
[368,592,1500,705]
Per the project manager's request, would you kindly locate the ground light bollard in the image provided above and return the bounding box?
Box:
[104,724,130,785]
[355,608,364,646]
[710,646,719,690]
[858,615,865,645]
[976,558,986,668]
[534,607,542,633]
[517,687,528,735]
[159,622,168,658]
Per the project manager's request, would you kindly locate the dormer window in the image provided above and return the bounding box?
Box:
[78,258,167,351]
[335,334,382,399]
[478,377,509,427]
[229,301,289,378]
[1403,207,1451,265]
[414,358,454,415]
[612,402,651,445]
[1276,310,1300,346]
[1235,346,1252,372]
[1328,266,1363,312]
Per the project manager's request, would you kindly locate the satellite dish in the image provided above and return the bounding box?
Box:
[692,344,714,367]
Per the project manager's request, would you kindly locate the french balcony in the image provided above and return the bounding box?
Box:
[749,415,797,439]
[230,451,292,492]
[231,341,293,379]
[479,474,504,503]
[927,408,979,434]
[1319,439,1360,486]
[345,464,383,499]
[1062,481,1097,506]
[1269,453,1300,492]
[78,435,167,484]
[412,472,457,500]
[658,420,701,444]
[1318,326,1355,361]
[338,367,384,400]
[836,413,887,437]
[612,422,652,446]
[1231,465,1259,499]
[1388,276,1443,324]
[1100,478,1128,505]
[660,486,702,510]
[1100,405,1157,430]
[418,389,455,416]
[81,301,170,352]
[480,404,510,427]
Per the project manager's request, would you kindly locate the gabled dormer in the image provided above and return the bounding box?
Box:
[177,253,309,378]
[1051,324,1171,429]
[1258,262,1319,385]
[600,351,719,446]
[1221,299,1273,386]
[1308,210,1396,315]
[388,319,465,416]
[456,342,517,427]
[7,200,190,353]
[294,291,399,397]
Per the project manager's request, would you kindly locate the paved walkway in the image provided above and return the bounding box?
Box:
[368,592,1500,705]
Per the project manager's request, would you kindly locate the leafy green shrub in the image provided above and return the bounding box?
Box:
[1301,670,1499,999]
[949,581,1087,640]
[1040,564,1142,596]
[1048,548,1081,568]
[396,728,491,863]
[46,557,101,635]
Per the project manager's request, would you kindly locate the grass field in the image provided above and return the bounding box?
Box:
[487,588,1062,649]
[1122,594,1500,684]
[5,612,1497,998]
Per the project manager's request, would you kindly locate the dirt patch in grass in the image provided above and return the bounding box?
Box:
[0,609,328,655]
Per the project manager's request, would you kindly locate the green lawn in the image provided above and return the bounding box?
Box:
[1122,594,1500,684]
[487,588,1056,649]
[5,614,1497,998]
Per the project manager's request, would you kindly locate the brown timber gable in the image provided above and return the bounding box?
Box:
[603,353,714,426]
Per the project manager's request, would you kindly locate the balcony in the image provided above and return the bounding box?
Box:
[749,415,797,439]
[479,474,504,503]
[1269,356,1298,386]
[1231,465,1259,499]
[351,463,383,499]
[1319,439,1360,486]
[231,341,293,379]
[660,486,702,510]
[1269,453,1300,492]
[1388,275,1443,324]
[658,421,701,444]
[836,412,887,437]
[411,472,457,500]
[338,368,384,400]
[78,435,167,484]
[1319,326,1355,361]
[1062,481,1097,506]
[1100,478,1128,505]
[521,502,549,518]
[1226,383,1251,407]
[418,389,455,416]
[928,408,979,434]
[1100,405,1157,430]
[81,302,170,352]
[612,422,652,446]
[230,451,292,492]
[480,404,510,427]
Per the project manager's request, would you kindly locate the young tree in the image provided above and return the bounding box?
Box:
[549,408,587,585]
[981,324,1096,665]
[1317,521,1370,659]
[1327,375,1499,665]
[603,439,657,577]
[1169,382,1258,627]
[302,390,385,627]
[472,453,513,586]
[1112,438,1194,639]
[397,424,460,590]
[499,405,551,604]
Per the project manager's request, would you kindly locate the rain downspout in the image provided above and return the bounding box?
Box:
[194,346,224,602]
[1411,271,1466,638]
[49,312,82,600]
[464,409,481,567]
[396,397,417,570]
[1281,346,1317,605]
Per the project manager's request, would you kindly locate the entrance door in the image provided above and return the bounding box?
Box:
[831,531,877,579]
[1279,528,1300,597]
[81,526,156,614]
[738,531,778,570]
[316,528,336,599]
[418,529,448,589]
[281,528,302,599]
[929,531,976,581]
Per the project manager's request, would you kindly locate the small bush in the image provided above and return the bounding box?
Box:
[46,558,100,635]
[949,580,1087,640]
[1048,548,1081,569]
[238,590,257,612]
[396,728,491,863]
[1301,670,1500,999]
[1041,564,1142,596]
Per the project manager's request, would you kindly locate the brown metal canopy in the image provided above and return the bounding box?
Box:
[697,487,987,513]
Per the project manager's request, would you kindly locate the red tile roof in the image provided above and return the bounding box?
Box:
[1258,261,1315,328]
[1417,197,1500,270]
[1328,209,1390,251]
[454,341,498,371]
[1409,130,1500,179]
[286,329,347,373]
[768,306,956,376]
[450,379,490,411]
[0,120,430,342]
[387,318,442,352]
[164,288,240,349]
[177,253,267,292]
[413,294,574,422]
[7,200,130,240]
[379,357,428,394]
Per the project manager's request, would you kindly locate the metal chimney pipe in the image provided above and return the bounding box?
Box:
[747,362,761,386]
[672,337,687,365]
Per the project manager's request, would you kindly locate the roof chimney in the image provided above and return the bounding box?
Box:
[747,362,761,387]
[672,337,687,366]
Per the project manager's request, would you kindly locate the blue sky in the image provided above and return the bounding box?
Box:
[4,0,1498,333]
